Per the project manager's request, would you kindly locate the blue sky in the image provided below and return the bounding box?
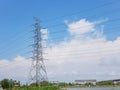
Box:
[0,0,120,50]
[0,0,120,82]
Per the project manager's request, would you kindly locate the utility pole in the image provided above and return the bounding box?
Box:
[29,18,47,86]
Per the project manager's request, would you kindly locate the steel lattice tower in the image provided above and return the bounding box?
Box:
[29,19,47,86]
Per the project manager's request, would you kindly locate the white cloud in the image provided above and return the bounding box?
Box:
[66,18,108,36]
[0,18,120,83]
[0,56,31,83]
[66,19,94,35]
[45,18,120,81]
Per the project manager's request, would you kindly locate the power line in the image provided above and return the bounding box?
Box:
[0,26,30,49]
[2,19,119,59]
[1,36,120,63]
[46,49,120,58]
[0,59,30,71]
[0,37,31,57]
[0,45,120,70]
[0,25,119,58]
[1,38,120,61]
[47,18,120,28]
[0,32,30,55]
[46,42,120,53]
[0,31,33,59]
[1,7,120,59]
[0,17,118,50]
[46,7,120,28]
[43,0,120,23]
[0,43,120,70]
[47,26,120,41]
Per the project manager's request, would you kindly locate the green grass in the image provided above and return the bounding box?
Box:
[12,86,61,90]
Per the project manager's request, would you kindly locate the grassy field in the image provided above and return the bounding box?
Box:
[12,86,61,90]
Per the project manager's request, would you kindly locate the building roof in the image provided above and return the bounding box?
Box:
[75,80,96,82]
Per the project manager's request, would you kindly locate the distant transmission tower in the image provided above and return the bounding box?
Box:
[29,18,47,86]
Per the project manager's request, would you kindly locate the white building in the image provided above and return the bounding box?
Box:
[74,79,96,85]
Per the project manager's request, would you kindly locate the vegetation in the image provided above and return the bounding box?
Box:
[97,80,113,86]
[0,79,12,89]
[0,79,60,90]
[0,79,20,90]
[12,86,60,90]
[1,78,120,90]
[97,80,120,87]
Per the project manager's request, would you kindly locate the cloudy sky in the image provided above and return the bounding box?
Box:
[0,0,120,83]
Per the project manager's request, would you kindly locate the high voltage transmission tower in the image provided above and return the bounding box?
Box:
[29,18,47,86]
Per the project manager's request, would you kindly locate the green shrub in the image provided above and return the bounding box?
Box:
[13,86,60,90]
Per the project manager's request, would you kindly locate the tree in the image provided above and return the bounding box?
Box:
[1,79,11,89]
[40,81,49,86]
[58,82,68,87]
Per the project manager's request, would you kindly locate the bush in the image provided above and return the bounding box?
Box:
[1,79,12,89]
[12,86,60,90]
